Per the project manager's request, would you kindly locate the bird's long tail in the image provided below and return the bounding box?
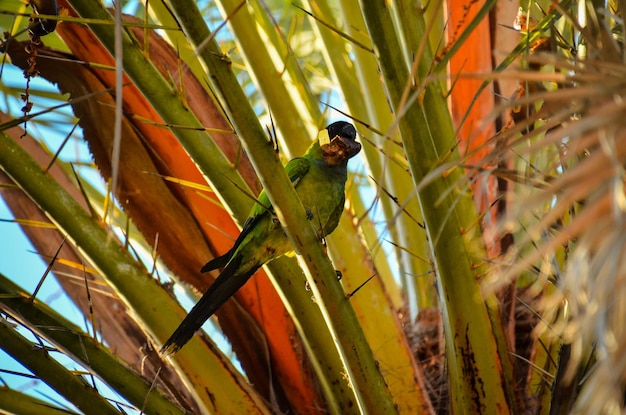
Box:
[200,248,233,273]
[161,255,258,354]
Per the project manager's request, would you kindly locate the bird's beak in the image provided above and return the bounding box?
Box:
[322,135,361,165]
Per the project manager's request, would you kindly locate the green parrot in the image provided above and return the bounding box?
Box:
[161,121,362,353]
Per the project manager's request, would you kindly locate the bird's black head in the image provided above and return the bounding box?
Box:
[327,121,357,142]
[320,121,361,165]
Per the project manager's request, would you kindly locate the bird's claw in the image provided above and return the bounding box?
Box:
[305,209,314,220]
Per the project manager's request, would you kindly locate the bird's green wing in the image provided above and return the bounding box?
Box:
[248,157,310,219]
[201,158,310,273]
[285,157,311,187]
[233,158,311,246]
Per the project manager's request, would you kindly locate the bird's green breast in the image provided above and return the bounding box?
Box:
[297,157,348,236]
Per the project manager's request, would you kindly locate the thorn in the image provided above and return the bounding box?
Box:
[266,110,279,154]
[30,236,67,303]
[142,366,162,413]
[346,272,377,298]
[82,265,98,341]
[320,102,388,139]
[44,121,79,173]
[369,176,424,228]
[292,4,375,54]
[313,204,327,247]
[221,173,273,214]
[149,232,160,277]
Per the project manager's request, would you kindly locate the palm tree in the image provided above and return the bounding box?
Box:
[0,0,624,414]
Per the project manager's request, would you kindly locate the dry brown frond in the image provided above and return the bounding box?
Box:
[484,12,626,412]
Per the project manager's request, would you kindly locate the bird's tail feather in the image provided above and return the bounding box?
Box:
[200,248,233,273]
[161,255,258,354]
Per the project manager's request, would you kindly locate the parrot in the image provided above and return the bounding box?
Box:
[161,121,362,353]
